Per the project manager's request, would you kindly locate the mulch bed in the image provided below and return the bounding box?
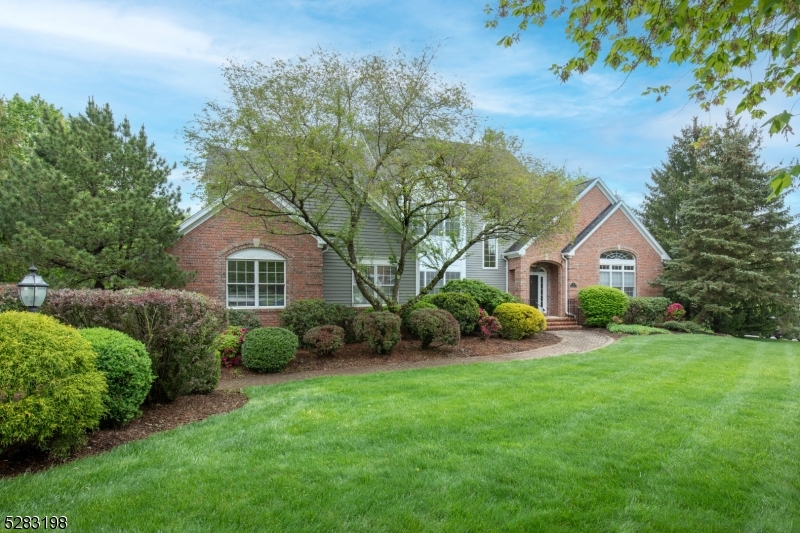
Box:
[0,390,248,479]
[1,332,560,479]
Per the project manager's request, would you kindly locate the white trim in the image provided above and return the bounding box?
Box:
[228,248,285,261]
[225,257,287,309]
[568,203,670,260]
[529,266,548,314]
[178,205,218,235]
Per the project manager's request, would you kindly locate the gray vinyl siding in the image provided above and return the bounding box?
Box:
[464,238,507,291]
[321,202,416,305]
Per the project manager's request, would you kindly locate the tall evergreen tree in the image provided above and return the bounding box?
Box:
[638,118,705,256]
[660,112,800,336]
[0,99,190,289]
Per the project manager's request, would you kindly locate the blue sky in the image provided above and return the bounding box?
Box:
[1,0,797,214]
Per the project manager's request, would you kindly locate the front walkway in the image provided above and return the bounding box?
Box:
[216,329,616,391]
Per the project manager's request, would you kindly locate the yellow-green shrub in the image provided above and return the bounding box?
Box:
[0,311,106,456]
[493,303,547,340]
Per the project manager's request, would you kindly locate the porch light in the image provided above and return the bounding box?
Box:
[17,265,49,312]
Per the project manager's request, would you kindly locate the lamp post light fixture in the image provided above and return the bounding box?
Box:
[17,265,49,312]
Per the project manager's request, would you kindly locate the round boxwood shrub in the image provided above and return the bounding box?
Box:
[303,325,345,356]
[429,292,480,335]
[439,279,522,315]
[0,311,107,456]
[79,327,154,427]
[279,299,339,342]
[493,303,547,340]
[242,327,299,373]
[578,286,629,327]
[401,300,438,329]
[353,311,401,354]
[408,308,460,349]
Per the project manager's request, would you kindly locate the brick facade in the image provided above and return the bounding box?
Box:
[168,207,323,326]
[507,181,665,316]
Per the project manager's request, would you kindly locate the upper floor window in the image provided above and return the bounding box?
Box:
[483,238,497,268]
[353,264,396,306]
[598,251,635,297]
[226,249,286,308]
[419,270,461,294]
[430,217,461,237]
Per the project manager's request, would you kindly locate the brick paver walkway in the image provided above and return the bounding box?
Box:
[216,329,616,391]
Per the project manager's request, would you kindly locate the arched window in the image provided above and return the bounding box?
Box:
[226,248,286,308]
[599,251,635,297]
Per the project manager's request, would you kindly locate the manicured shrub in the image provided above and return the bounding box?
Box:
[331,305,360,343]
[212,326,248,367]
[429,292,480,335]
[439,279,521,315]
[624,297,670,326]
[354,311,401,354]
[43,288,225,403]
[226,309,262,330]
[658,321,713,334]
[665,303,687,321]
[408,308,460,349]
[0,311,106,456]
[578,286,629,327]
[607,323,671,335]
[493,303,546,340]
[279,299,339,342]
[242,327,299,372]
[401,300,438,329]
[79,327,154,427]
[303,325,346,356]
[476,308,502,340]
[0,284,24,312]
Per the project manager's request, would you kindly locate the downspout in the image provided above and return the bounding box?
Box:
[562,253,575,318]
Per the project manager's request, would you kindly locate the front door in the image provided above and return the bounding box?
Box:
[529,268,547,314]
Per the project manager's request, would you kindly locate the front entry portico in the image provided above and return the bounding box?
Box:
[529,266,547,314]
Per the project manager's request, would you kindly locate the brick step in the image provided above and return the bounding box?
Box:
[546,324,583,331]
[546,317,577,322]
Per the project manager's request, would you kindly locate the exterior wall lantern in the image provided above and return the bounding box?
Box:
[17,265,49,312]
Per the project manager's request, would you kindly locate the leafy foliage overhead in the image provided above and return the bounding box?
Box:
[485,0,800,195]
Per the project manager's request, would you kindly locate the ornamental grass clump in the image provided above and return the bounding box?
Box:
[577,286,629,327]
[408,308,460,349]
[242,327,299,373]
[354,311,401,354]
[79,327,154,427]
[429,292,480,335]
[303,325,345,356]
[0,311,107,457]
[493,303,546,340]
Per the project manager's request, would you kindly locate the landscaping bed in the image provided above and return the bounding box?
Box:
[222,331,561,378]
[0,390,248,479]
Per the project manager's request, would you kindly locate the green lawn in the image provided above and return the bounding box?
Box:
[2,335,799,532]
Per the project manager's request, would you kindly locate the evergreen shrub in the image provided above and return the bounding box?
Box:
[658,321,713,334]
[331,305,360,343]
[476,308,502,339]
[624,297,670,326]
[439,279,521,315]
[493,303,546,340]
[280,299,338,341]
[607,323,670,335]
[578,286,629,327]
[401,300,438,329]
[0,284,24,312]
[0,311,106,456]
[408,308,460,349]
[429,292,480,335]
[242,327,298,372]
[354,311,401,354]
[79,327,154,426]
[303,325,345,356]
[212,326,247,367]
[226,309,262,330]
[44,288,225,402]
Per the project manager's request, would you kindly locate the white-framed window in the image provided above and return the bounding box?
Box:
[419,270,461,295]
[226,248,286,308]
[599,251,635,297]
[353,264,397,306]
[483,237,497,268]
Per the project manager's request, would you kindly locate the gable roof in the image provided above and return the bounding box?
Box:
[561,201,670,260]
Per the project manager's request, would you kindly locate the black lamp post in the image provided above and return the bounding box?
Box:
[17,265,49,312]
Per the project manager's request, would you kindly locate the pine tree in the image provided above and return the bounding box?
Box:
[660,112,800,336]
[0,99,190,289]
[638,118,705,256]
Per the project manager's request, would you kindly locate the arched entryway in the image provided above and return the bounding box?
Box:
[529,265,548,314]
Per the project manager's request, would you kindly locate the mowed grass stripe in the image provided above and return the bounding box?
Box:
[1,335,799,532]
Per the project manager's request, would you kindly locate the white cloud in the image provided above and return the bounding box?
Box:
[0,0,223,63]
